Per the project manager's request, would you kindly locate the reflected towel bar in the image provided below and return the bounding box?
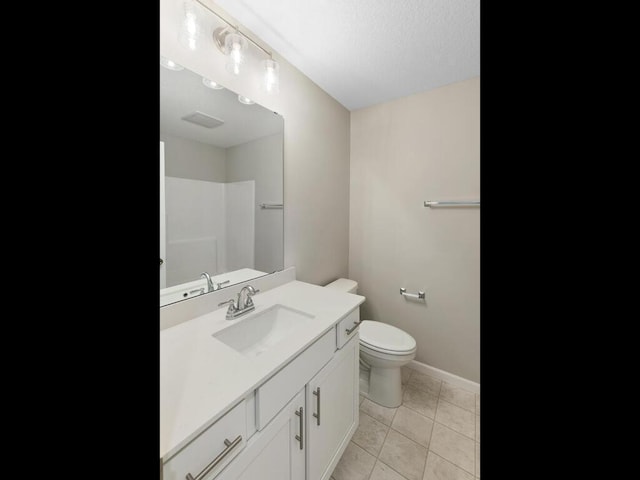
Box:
[424,200,480,208]
[259,203,283,209]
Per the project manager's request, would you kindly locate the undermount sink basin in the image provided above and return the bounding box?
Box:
[213,304,315,357]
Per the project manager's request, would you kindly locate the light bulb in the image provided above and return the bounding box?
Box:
[262,58,280,95]
[202,78,224,90]
[238,95,255,105]
[160,56,184,71]
[178,1,202,51]
[224,32,247,75]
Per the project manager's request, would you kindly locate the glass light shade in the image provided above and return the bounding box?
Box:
[262,58,280,95]
[178,1,202,51]
[224,32,247,75]
[202,78,224,90]
[160,56,184,71]
[238,95,255,105]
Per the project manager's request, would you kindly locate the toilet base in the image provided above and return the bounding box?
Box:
[369,365,403,407]
[359,368,369,394]
[360,365,403,408]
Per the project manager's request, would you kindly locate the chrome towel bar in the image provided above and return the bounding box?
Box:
[400,288,425,301]
[259,203,283,209]
[424,200,480,208]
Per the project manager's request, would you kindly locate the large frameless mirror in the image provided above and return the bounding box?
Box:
[160,61,284,307]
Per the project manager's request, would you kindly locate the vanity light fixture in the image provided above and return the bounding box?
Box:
[178,0,203,51]
[222,30,247,75]
[202,77,224,90]
[237,95,255,105]
[160,56,184,71]
[262,58,280,95]
[193,0,281,95]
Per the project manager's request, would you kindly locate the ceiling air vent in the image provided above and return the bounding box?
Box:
[181,111,224,129]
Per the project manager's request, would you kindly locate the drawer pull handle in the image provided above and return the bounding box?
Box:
[295,407,304,449]
[345,320,361,335]
[313,388,321,426]
[185,434,242,480]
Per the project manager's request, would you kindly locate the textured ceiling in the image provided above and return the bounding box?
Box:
[213,0,480,111]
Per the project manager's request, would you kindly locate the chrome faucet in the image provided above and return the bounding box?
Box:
[218,284,260,319]
[238,285,259,309]
[201,272,214,293]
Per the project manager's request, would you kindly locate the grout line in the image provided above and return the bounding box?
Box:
[433,398,476,441]
[402,384,439,418]
[427,450,475,480]
[352,373,475,480]
[386,427,430,473]
[367,419,394,480]
[400,402,436,421]
[346,441,377,480]
[427,422,475,476]
[474,405,477,445]
[375,458,412,480]
[440,382,476,413]
[352,411,388,458]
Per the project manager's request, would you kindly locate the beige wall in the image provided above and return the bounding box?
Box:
[160,132,227,182]
[349,78,480,382]
[161,0,350,285]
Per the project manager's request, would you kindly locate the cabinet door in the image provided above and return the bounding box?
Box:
[218,390,305,480]
[306,335,359,480]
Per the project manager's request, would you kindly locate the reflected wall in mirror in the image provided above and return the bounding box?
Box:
[160,63,284,307]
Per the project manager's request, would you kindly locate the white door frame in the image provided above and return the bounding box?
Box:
[160,141,166,289]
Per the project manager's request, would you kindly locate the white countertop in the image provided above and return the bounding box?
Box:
[160,280,365,460]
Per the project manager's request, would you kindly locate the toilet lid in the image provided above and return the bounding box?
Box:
[359,320,416,354]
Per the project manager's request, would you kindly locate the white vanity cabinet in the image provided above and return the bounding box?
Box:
[218,390,306,480]
[162,400,247,480]
[306,334,359,480]
[220,312,359,480]
[161,298,363,480]
[217,333,359,480]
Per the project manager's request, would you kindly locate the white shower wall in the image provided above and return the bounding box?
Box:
[165,176,255,287]
[224,180,255,272]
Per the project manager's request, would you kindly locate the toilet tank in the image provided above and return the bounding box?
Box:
[324,278,358,294]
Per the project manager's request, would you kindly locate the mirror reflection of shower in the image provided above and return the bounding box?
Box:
[160,62,284,307]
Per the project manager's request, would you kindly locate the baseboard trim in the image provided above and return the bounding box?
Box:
[407,360,480,393]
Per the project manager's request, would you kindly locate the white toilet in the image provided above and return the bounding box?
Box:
[325,278,417,408]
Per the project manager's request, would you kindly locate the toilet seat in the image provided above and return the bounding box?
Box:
[359,320,416,355]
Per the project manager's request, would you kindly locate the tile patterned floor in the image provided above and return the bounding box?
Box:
[330,367,480,480]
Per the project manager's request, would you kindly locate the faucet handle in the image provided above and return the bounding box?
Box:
[218,298,237,313]
[214,280,231,290]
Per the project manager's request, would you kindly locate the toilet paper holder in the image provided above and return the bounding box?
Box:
[400,288,425,300]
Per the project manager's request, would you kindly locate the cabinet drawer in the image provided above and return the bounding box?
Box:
[336,308,360,349]
[256,329,335,430]
[163,400,247,480]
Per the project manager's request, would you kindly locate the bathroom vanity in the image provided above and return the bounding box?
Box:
[160,279,364,480]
